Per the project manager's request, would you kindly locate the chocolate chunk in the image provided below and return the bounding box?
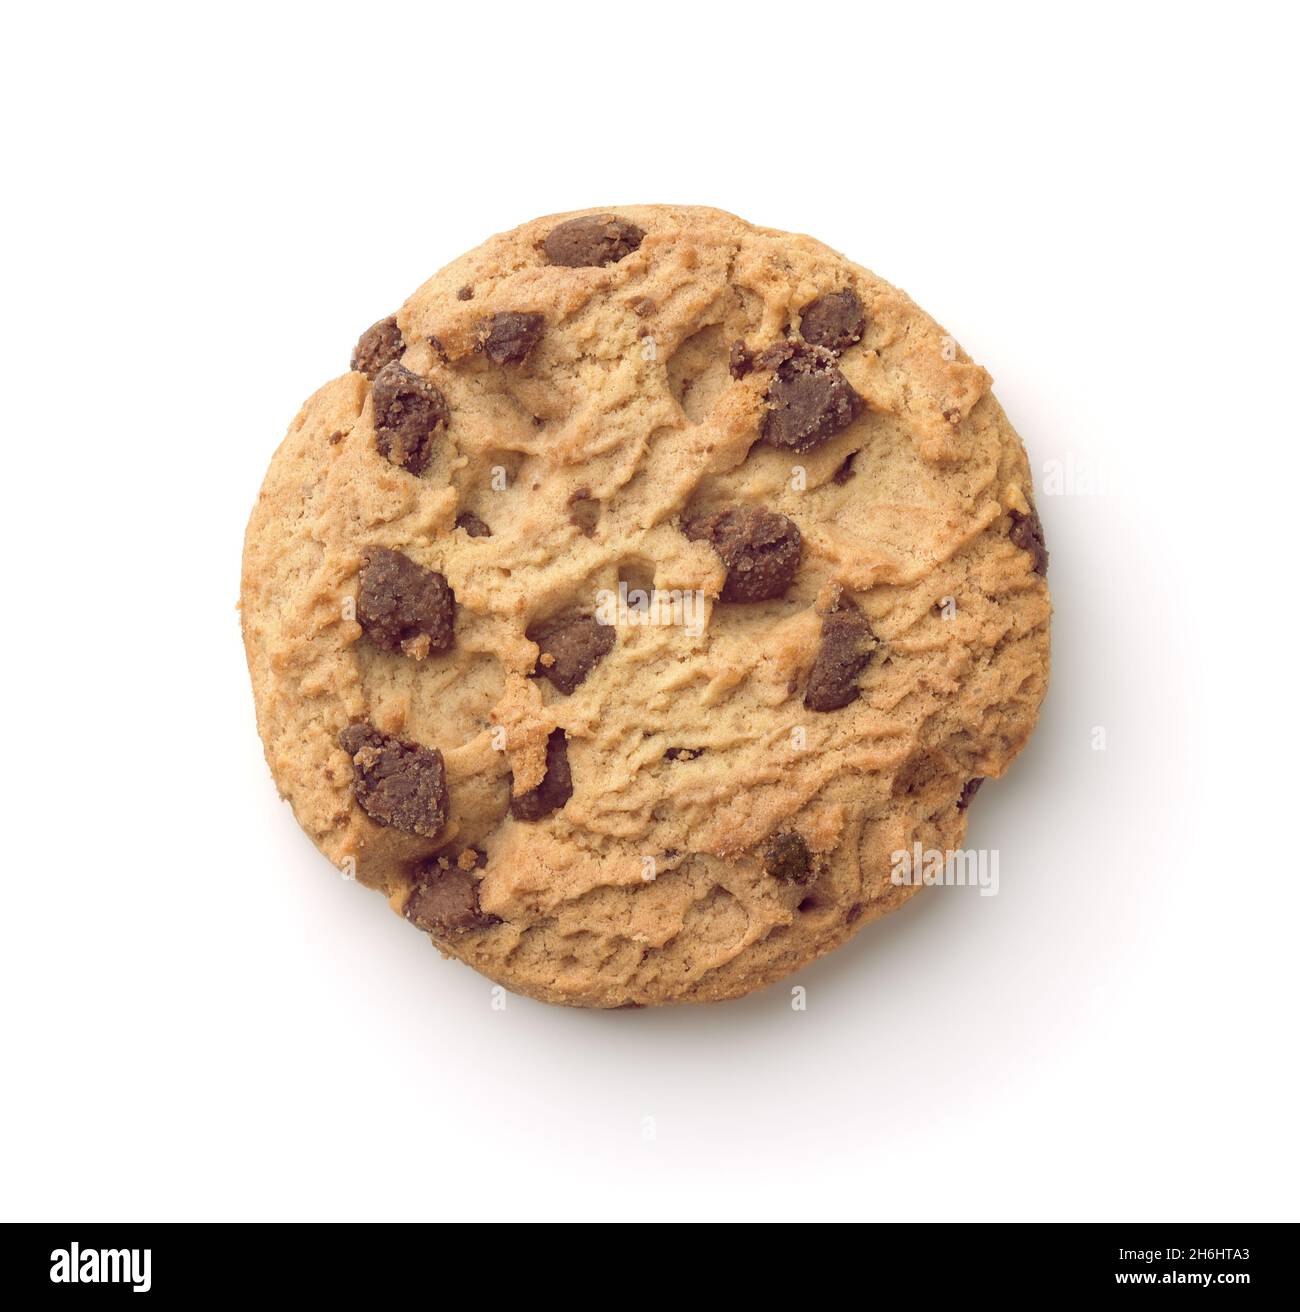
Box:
[631,296,656,317]
[510,728,573,821]
[338,723,448,837]
[356,548,454,656]
[455,511,492,538]
[542,214,645,267]
[478,312,545,365]
[763,831,814,884]
[664,746,704,761]
[753,339,797,371]
[1008,504,1049,575]
[351,316,405,379]
[683,506,802,602]
[729,339,753,380]
[371,362,448,475]
[405,857,498,933]
[799,289,866,353]
[958,777,985,811]
[456,285,474,301]
[805,597,876,712]
[529,615,615,695]
[761,343,864,452]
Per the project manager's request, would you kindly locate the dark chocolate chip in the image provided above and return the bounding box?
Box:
[371,362,448,475]
[510,728,573,821]
[405,857,498,934]
[729,339,752,379]
[478,312,545,366]
[683,506,802,602]
[529,615,615,695]
[338,723,448,837]
[542,214,645,267]
[763,831,814,884]
[799,289,866,353]
[455,510,492,538]
[664,746,705,761]
[351,316,405,379]
[754,339,797,371]
[804,597,876,712]
[1008,504,1049,575]
[761,342,865,452]
[958,777,985,811]
[356,549,454,656]
[456,285,474,301]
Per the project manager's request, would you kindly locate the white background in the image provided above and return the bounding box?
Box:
[2,1,1296,1223]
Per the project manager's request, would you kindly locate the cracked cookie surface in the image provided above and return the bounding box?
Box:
[241,205,1051,1007]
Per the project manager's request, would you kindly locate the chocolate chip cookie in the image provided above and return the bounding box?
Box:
[241,206,1051,1007]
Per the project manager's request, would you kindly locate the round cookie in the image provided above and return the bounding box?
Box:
[241,206,1051,1008]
